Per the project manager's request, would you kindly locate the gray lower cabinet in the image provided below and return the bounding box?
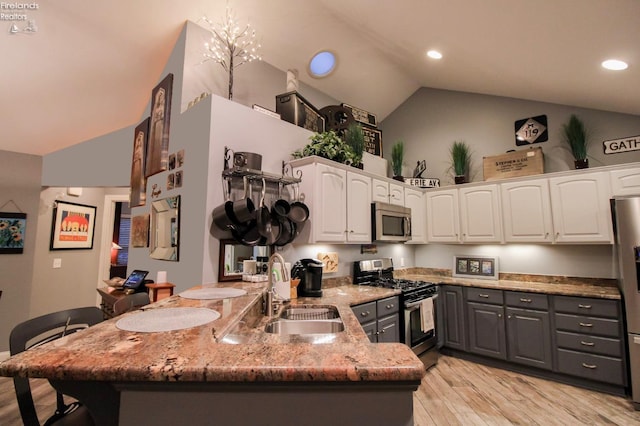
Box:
[352,296,400,343]
[506,307,552,370]
[552,295,627,386]
[441,285,466,351]
[467,301,507,359]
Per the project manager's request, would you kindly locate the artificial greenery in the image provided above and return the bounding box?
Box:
[561,114,589,160]
[344,122,365,165]
[450,140,471,177]
[391,141,404,176]
[291,130,356,165]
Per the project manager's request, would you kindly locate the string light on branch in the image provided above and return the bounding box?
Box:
[200,6,262,100]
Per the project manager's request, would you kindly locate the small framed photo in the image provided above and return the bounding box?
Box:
[168,153,176,170]
[175,170,183,188]
[131,214,149,247]
[50,201,97,250]
[177,149,184,168]
[453,255,499,280]
[145,73,174,177]
[0,212,27,254]
[167,173,175,190]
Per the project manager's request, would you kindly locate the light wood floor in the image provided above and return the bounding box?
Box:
[1,355,639,425]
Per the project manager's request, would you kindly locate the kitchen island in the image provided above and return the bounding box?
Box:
[0,282,425,426]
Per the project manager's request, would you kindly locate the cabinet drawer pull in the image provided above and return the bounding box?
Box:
[385,304,394,309]
[581,363,597,369]
[578,304,592,309]
[579,322,593,328]
[478,294,489,298]
[361,312,370,317]
[580,341,595,347]
[519,298,532,303]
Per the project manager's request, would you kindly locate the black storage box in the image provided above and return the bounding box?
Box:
[275,91,325,133]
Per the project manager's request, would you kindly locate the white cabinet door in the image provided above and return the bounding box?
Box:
[549,172,613,243]
[389,182,405,206]
[459,185,503,243]
[610,168,640,196]
[404,187,427,244]
[314,163,347,242]
[372,178,390,203]
[346,172,372,242]
[426,189,460,242]
[501,179,553,243]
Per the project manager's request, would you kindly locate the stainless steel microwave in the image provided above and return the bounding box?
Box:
[371,202,412,242]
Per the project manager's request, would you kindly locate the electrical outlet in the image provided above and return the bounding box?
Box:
[53,258,62,268]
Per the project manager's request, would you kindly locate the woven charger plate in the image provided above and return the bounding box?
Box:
[115,307,220,333]
[179,287,247,300]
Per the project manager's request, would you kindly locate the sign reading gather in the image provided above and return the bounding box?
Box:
[603,135,640,155]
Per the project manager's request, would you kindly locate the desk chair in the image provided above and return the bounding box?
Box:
[9,306,103,426]
[112,292,150,316]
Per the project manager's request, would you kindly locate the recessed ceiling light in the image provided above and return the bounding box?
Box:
[602,59,628,71]
[427,50,443,60]
[309,50,337,78]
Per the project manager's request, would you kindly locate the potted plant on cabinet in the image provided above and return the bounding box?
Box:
[561,114,590,169]
[391,141,404,181]
[450,140,471,184]
[291,130,356,165]
[344,122,365,169]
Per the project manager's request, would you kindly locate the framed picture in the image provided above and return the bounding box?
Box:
[145,73,174,177]
[0,212,27,254]
[130,117,149,207]
[453,255,499,280]
[131,214,150,248]
[50,201,97,250]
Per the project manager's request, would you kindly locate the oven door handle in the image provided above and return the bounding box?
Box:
[404,294,438,309]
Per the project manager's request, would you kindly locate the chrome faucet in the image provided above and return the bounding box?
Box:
[264,253,288,317]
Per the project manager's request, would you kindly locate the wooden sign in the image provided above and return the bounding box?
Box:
[483,147,544,181]
[603,135,640,154]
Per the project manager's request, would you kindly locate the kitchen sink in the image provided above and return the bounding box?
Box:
[279,305,340,320]
[264,318,344,335]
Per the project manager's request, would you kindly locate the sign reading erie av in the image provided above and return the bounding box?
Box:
[603,135,640,155]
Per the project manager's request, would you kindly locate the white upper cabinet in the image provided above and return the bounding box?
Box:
[549,172,613,244]
[372,178,404,206]
[404,187,427,244]
[610,167,640,196]
[347,171,372,242]
[426,189,460,242]
[459,184,503,243]
[292,160,371,244]
[501,179,553,243]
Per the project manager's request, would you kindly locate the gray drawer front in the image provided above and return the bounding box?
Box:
[556,331,622,357]
[352,302,376,325]
[377,296,400,316]
[553,296,619,318]
[505,291,548,310]
[466,287,503,305]
[557,348,626,386]
[554,313,620,338]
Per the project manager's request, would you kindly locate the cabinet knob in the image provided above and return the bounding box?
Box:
[349,230,354,233]
[386,304,394,309]
[361,312,369,317]
[507,314,512,319]
[375,331,380,335]
[498,313,502,318]
[380,329,386,333]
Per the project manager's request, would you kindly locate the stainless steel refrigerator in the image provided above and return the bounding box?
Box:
[612,196,640,410]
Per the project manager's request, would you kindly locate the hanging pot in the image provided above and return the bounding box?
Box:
[226,176,256,224]
[211,178,235,238]
[288,183,310,224]
[272,182,291,218]
[256,178,281,245]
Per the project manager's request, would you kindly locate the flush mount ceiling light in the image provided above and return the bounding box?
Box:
[602,59,628,71]
[427,50,443,60]
[308,50,337,78]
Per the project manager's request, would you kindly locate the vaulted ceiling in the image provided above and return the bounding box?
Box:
[2,0,638,155]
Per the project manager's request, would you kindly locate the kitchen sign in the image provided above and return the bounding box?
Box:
[514,115,548,146]
[603,135,640,155]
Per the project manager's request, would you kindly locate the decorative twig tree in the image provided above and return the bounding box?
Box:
[200,6,262,100]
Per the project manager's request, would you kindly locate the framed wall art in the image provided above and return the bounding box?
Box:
[130,117,150,207]
[131,214,150,248]
[50,201,97,250]
[145,73,174,177]
[453,255,499,280]
[0,212,27,254]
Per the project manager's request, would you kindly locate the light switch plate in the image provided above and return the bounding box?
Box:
[53,258,62,268]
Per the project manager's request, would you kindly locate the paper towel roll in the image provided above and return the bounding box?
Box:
[156,271,167,283]
[243,260,257,275]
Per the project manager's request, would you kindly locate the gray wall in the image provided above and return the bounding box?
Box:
[0,150,42,352]
[380,87,640,184]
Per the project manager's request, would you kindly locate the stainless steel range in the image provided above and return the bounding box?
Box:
[353,258,439,369]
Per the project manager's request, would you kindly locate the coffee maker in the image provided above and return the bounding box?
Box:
[291,259,324,297]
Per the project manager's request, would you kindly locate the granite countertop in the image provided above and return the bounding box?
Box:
[395,269,621,300]
[0,282,424,384]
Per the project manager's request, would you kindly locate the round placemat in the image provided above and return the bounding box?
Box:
[179,288,247,300]
[115,307,220,332]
